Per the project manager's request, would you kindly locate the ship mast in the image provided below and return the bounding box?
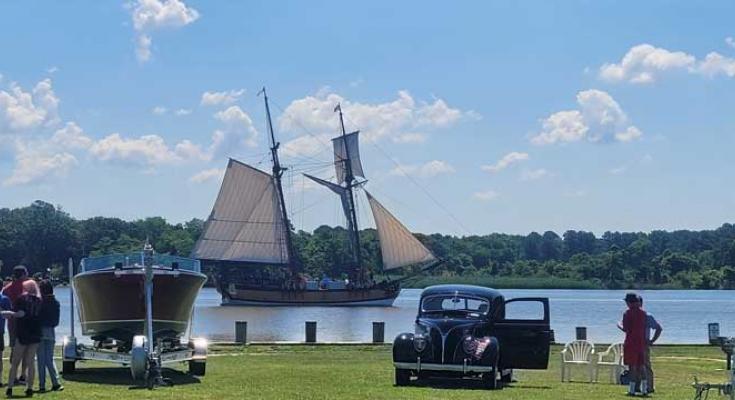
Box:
[260,87,297,272]
[335,104,363,278]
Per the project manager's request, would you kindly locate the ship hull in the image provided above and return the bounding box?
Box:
[218,284,399,307]
[73,268,207,343]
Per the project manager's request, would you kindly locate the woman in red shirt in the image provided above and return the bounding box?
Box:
[622,292,648,396]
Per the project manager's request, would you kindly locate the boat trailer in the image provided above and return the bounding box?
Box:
[61,252,208,389]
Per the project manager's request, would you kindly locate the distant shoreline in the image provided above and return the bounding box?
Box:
[401,275,721,290]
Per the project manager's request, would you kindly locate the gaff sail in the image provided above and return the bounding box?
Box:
[303,174,352,225]
[365,191,436,270]
[191,159,289,265]
[332,131,364,184]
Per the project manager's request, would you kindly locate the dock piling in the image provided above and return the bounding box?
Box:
[575,326,587,341]
[235,321,248,344]
[305,321,317,343]
[372,322,385,343]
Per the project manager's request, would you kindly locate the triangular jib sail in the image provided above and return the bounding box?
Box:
[333,131,364,184]
[191,159,289,265]
[365,191,436,270]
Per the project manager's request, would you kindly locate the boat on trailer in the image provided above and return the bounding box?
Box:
[63,245,208,385]
[73,248,206,344]
[192,88,439,306]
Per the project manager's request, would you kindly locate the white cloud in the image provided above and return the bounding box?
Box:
[200,89,245,106]
[46,66,59,74]
[609,165,627,175]
[175,108,191,116]
[482,151,529,173]
[136,34,152,62]
[531,89,642,145]
[531,110,587,145]
[129,0,200,63]
[89,133,207,166]
[209,106,258,157]
[0,79,60,132]
[599,43,735,83]
[281,134,331,158]
[614,126,643,142]
[152,106,167,115]
[189,168,225,183]
[521,168,550,181]
[390,160,455,178]
[473,190,498,201]
[3,143,77,186]
[51,121,93,150]
[698,52,735,78]
[727,37,735,49]
[278,90,474,143]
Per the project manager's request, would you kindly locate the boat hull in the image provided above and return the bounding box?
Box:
[218,285,399,307]
[73,268,206,343]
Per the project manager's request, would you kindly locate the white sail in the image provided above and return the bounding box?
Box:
[191,159,289,265]
[303,174,351,224]
[333,131,365,184]
[365,191,436,270]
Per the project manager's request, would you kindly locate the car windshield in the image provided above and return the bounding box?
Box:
[420,294,490,317]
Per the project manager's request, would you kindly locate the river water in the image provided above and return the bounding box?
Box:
[53,288,735,344]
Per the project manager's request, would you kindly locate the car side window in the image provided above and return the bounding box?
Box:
[504,299,545,321]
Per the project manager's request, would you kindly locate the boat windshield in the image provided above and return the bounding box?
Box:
[82,253,201,273]
[421,294,490,317]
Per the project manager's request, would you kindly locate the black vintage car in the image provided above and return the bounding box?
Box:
[393,284,553,389]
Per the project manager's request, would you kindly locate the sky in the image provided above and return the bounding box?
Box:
[0,1,734,237]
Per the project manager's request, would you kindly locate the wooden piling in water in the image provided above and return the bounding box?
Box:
[372,322,385,343]
[235,321,248,344]
[305,321,317,343]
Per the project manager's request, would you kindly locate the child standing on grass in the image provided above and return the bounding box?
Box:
[37,280,62,392]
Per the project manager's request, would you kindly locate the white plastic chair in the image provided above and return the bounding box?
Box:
[595,343,624,383]
[560,340,596,382]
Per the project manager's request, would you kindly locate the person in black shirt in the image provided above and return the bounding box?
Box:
[1,280,42,398]
[37,281,62,392]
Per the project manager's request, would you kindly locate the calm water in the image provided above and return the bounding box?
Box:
[53,288,735,344]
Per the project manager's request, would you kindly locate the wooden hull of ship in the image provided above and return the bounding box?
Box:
[73,268,207,343]
[218,285,399,306]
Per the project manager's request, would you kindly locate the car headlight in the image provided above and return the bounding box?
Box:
[462,336,477,355]
[414,324,429,336]
[414,335,428,353]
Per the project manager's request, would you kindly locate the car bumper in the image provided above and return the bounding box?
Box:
[394,361,493,373]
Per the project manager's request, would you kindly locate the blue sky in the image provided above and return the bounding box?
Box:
[0,1,733,236]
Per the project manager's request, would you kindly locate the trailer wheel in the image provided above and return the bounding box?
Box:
[62,361,76,374]
[189,360,206,376]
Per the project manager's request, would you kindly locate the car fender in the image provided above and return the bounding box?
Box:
[392,333,417,363]
[479,336,500,366]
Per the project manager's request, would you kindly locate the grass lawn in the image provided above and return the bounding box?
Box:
[26,344,730,399]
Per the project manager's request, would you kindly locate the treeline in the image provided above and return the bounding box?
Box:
[2,201,735,289]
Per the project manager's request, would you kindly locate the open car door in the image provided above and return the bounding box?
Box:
[494,297,552,369]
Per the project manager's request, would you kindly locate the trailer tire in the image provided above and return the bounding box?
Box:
[62,361,75,374]
[189,361,206,376]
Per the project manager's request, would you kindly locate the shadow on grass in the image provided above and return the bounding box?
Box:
[62,367,200,388]
[407,377,551,391]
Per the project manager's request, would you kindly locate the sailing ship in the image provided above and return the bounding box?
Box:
[191,88,438,306]
[73,244,207,345]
